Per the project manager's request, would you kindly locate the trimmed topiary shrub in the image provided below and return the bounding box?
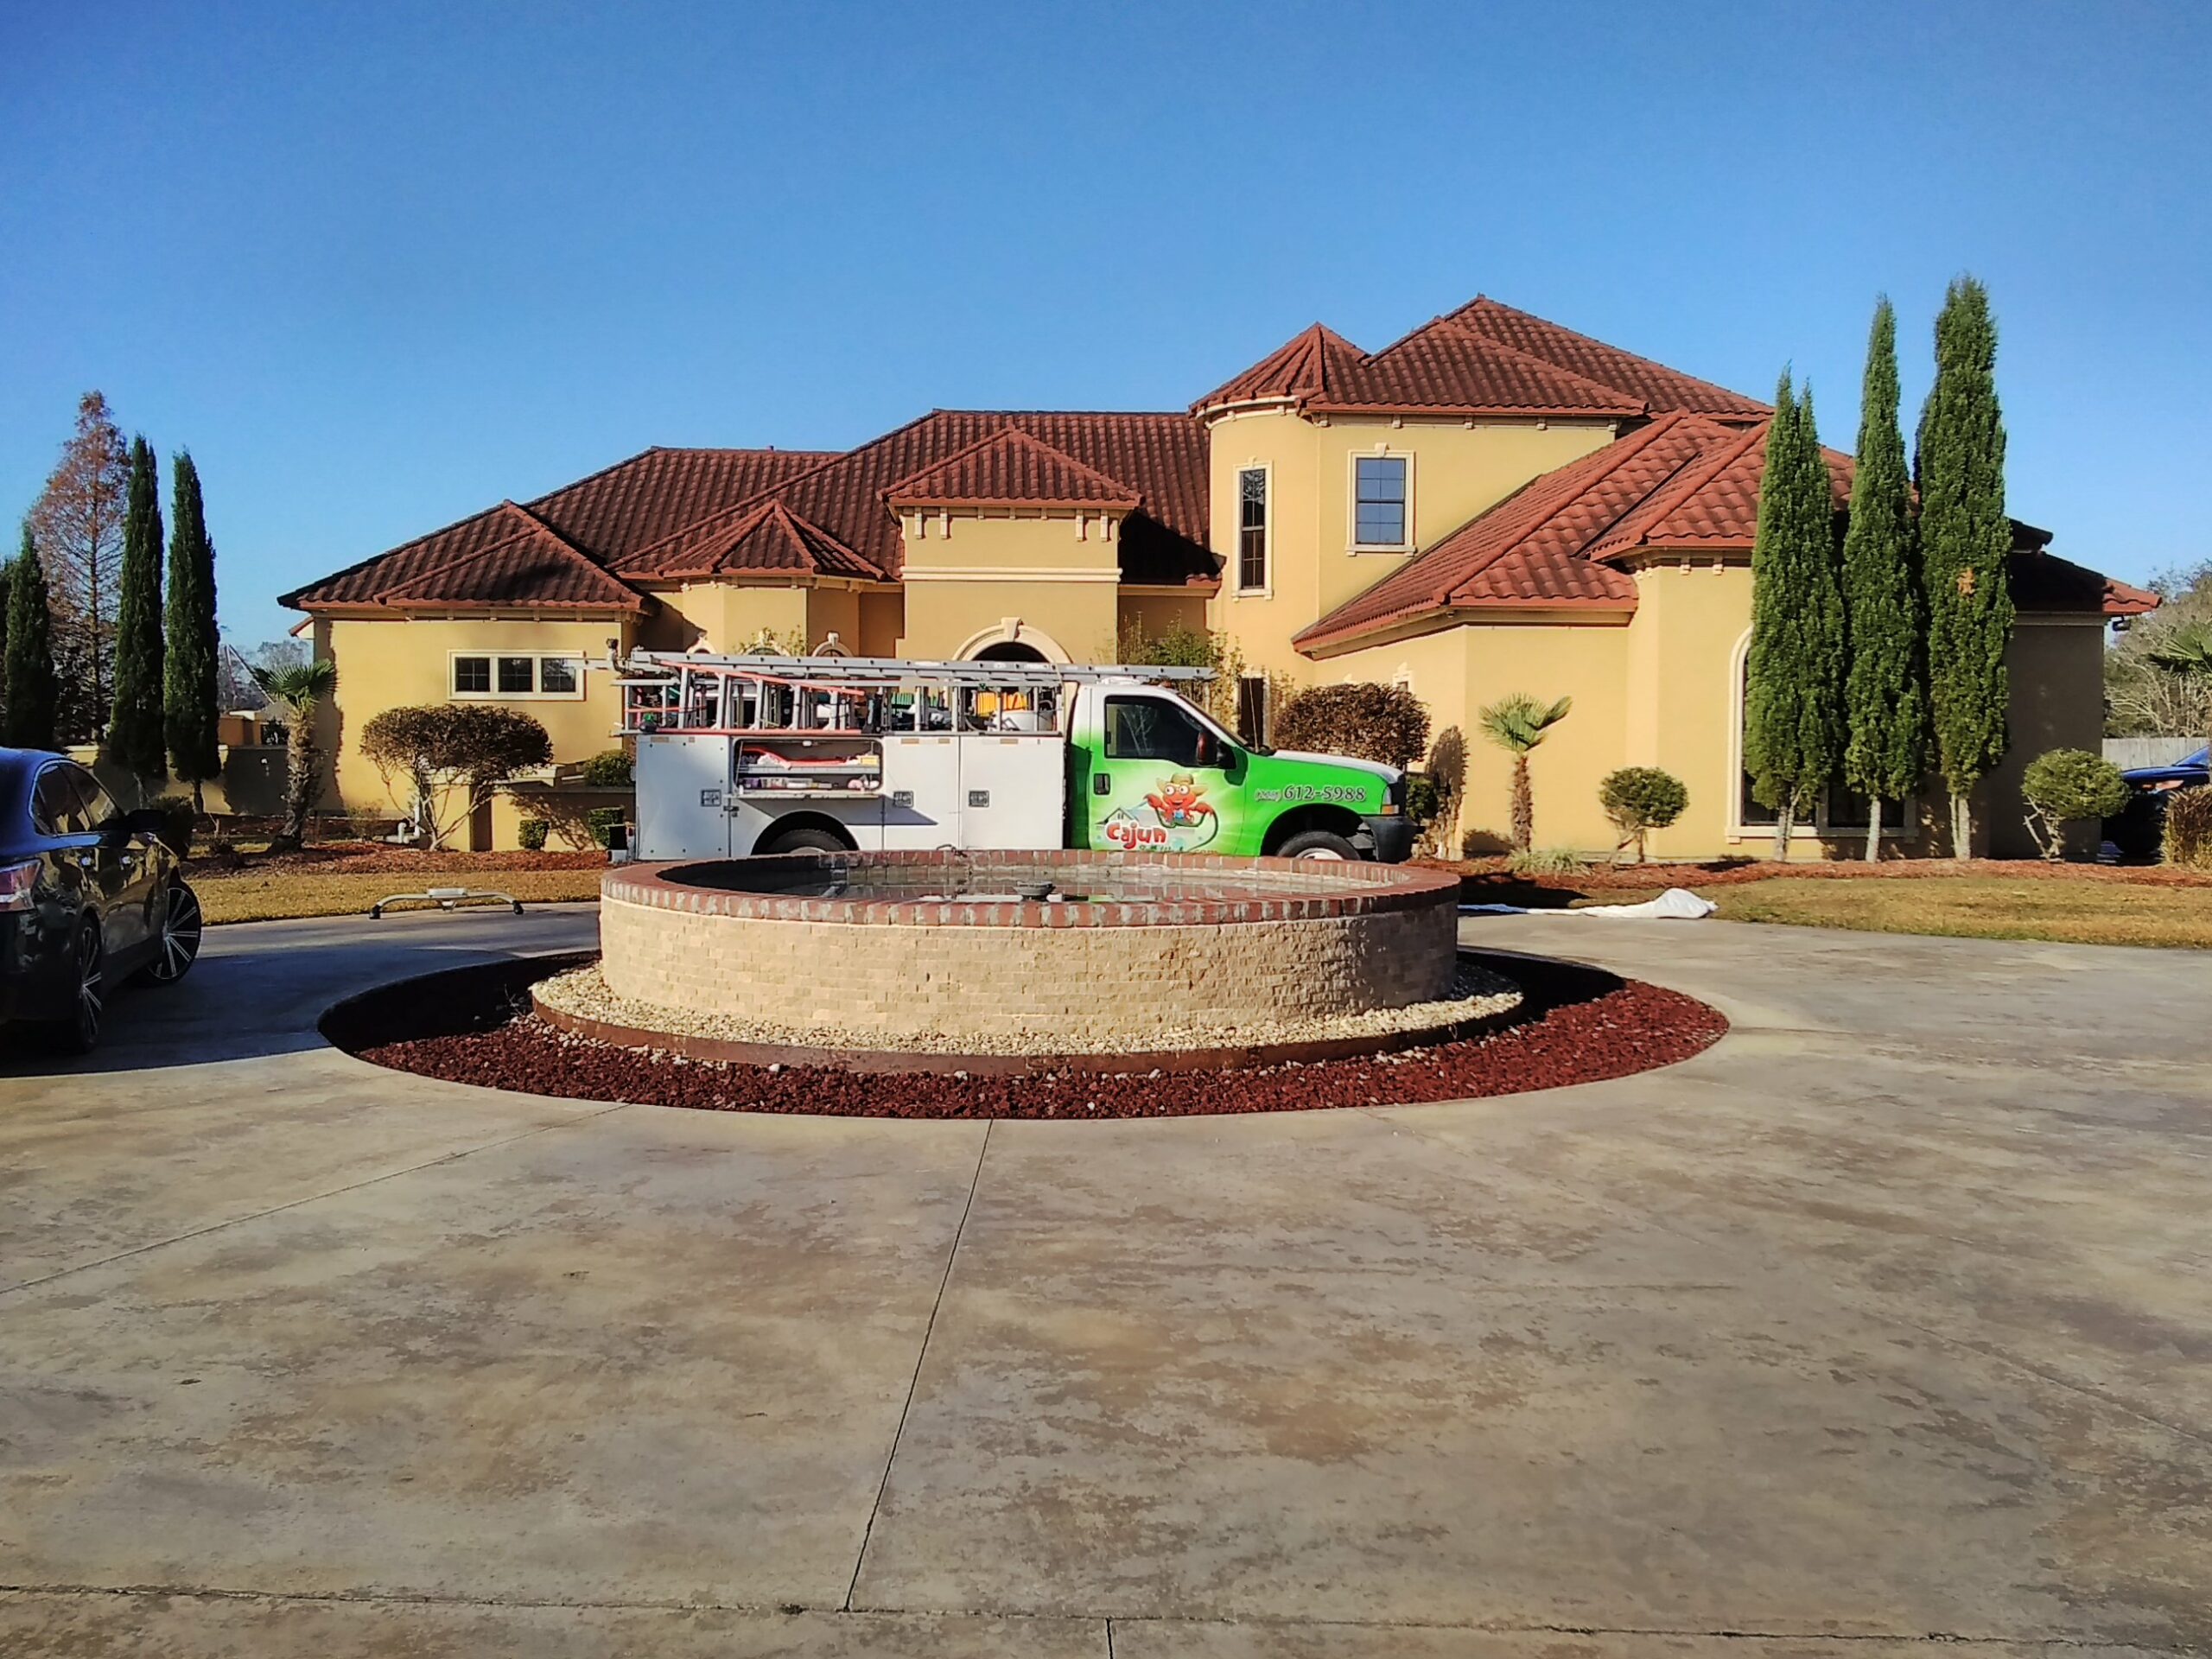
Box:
[517,818,550,852]
[585,804,627,849]
[1272,683,1431,770]
[2020,747,2130,861]
[1599,767,1689,864]
[581,747,634,788]
[2164,785,2212,870]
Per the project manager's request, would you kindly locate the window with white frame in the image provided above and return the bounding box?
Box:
[451,652,587,701]
[1353,454,1408,549]
[1236,467,1268,591]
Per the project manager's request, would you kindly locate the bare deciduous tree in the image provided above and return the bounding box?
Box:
[28,392,130,740]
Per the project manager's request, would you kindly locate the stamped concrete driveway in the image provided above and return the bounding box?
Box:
[1,905,2209,1657]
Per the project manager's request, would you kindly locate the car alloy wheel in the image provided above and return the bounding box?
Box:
[63,923,104,1052]
[143,882,203,984]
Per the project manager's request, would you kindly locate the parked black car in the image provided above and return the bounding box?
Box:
[0,747,201,1052]
[2105,745,2210,859]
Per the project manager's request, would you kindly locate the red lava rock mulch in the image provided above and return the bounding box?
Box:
[346,959,1726,1120]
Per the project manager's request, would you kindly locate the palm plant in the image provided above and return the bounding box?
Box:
[252,658,338,851]
[2147,622,2212,759]
[1477,692,1572,853]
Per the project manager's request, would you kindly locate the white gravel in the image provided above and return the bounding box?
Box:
[534,962,1522,1058]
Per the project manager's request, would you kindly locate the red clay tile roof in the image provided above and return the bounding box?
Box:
[884,427,1143,512]
[632,499,880,582]
[1196,296,1770,423]
[751,410,1214,586]
[283,446,836,610]
[1191,324,1368,410]
[1435,297,1771,420]
[372,503,648,612]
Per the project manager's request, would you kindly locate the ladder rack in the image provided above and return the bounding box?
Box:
[613,652,1212,739]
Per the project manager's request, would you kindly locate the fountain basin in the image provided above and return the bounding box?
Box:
[591,850,1464,1049]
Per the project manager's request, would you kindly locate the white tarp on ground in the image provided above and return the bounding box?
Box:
[1460,887,1717,920]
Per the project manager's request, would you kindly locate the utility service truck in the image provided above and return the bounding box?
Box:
[613,652,1414,863]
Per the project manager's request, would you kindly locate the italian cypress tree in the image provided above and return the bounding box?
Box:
[106,435,168,789]
[164,450,222,811]
[4,524,61,751]
[1743,374,1846,858]
[1917,276,2014,859]
[1840,298,1927,861]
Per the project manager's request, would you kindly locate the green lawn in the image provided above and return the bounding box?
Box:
[196,868,607,925]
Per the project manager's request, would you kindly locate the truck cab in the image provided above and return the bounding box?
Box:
[616,654,1413,863]
[1068,682,1411,861]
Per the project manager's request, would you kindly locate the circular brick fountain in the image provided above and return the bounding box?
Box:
[535,850,1508,1071]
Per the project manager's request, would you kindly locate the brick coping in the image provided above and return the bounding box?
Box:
[602,851,1459,928]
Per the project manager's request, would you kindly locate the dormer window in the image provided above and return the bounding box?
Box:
[1354,454,1409,550]
[1236,467,1268,592]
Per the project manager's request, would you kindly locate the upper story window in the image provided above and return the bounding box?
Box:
[452,652,586,702]
[1236,467,1268,592]
[1354,454,1409,550]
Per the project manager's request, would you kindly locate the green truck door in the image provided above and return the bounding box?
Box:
[1078,693,1254,855]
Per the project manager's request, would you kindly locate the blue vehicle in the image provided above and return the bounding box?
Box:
[0,748,201,1053]
[2106,745,2210,858]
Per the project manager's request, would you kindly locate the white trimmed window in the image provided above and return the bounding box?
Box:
[451,652,587,701]
[1353,454,1410,550]
[1236,467,1269,592]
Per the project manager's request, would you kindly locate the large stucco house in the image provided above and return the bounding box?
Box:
[284,295,2154,858]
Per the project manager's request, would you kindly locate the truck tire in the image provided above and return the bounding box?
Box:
[1277,829,1358,861]
[760,826,851,855]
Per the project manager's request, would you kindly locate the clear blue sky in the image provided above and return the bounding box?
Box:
[4,1,2207,646]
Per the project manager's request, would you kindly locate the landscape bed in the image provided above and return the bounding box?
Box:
[327,950,1727,1119]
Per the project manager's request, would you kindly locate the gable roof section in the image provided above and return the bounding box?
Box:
[743,410,1213,586]
[372,502,647,612]
[1195,296,1770,423]
[2011,550,2159,617]
[283,445,837,609]
[632,499,880,582]
[884,426,1143,511]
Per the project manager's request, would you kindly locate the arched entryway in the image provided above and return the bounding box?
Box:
[973,640,1048,664]
[952,620,1070,664]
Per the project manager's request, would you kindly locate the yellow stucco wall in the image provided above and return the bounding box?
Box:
[639,582,810,652]
[895,510,1120,660]
[320,614,632,817]
[1117,590,1211,652]
[1205,407,1617,684]
[1319,618,1631,855]
[1982,618,2109,860]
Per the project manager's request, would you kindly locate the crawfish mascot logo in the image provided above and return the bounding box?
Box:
[1101,772,1223,850]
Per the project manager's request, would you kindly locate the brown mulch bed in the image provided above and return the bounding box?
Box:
[341,954,1726,1120]
[1427,855,2212,904]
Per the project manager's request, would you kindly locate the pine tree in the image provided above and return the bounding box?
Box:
[1744,374,1847,858]
[106,435,168,790]
[4,524,62,751]
[164,450,223,811]
[1918,276,2014,859]
[1840,298,1927,861]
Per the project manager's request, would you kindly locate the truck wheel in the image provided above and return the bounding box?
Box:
[760,827,850,855]
[1277,830,1358,861]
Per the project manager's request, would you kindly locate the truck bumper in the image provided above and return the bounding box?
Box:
[1358,815,1417,864]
